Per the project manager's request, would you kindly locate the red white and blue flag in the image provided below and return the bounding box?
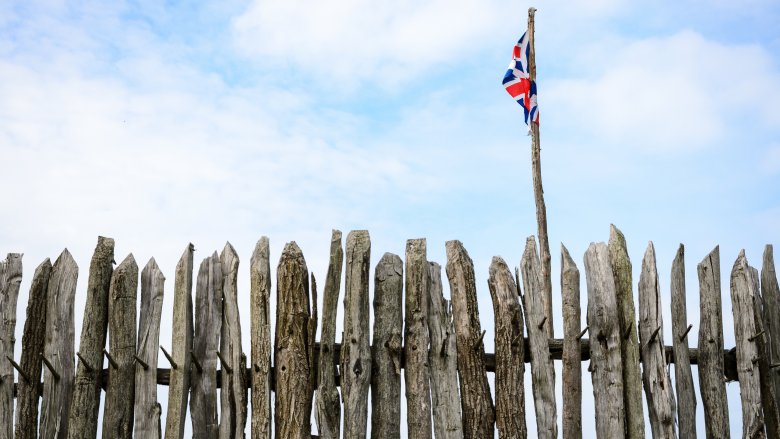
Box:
[503,31,539,128]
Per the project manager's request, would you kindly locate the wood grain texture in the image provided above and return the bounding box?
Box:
[250,237,272,439]
[670,245,696,439]
[445,240,494,439]
[317,231,343,439]
[762,245,780,414]
[0,253,22,439]
[371,252,402,439]
[560,245,581,439]
[751,264,780,438]
[220,242,247,439]
[40,249,78,439]
[583,242,625,438]
[488,256,525,439]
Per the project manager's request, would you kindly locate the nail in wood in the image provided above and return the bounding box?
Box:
[133,354,149,371]
[216,350,233,374]
[103,349,119,369]
[41,353,61,381]
[160,345,178,370]
[76,352,94,372]
[577,326,589,340]
[678,324,694,342]
[190,351,203,373]
[7,356,30,383]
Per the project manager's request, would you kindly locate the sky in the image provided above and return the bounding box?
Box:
[1,0,779,437]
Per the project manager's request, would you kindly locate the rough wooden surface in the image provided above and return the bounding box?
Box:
[583,242,625,438]
[428,261,463,439]
[103,254,139,439]
[67,237,113,439]
[371,252,402,439]
[191,253,222,438]
[488,256,526,439]
[730,250,765,438]
[762,245,780,412]
[220,242,247,438]
[697,246,730,438]
[670,245,696,439]
[445,240,494,439]
[134,258,165,439]
[520,236,557,439]
[560,245,581,439]
[404,238,433,439]
[341,230,372,438]
[751,264,780,438]
[164,244,194,439]
[14,258,50,439]
[638,242,676,438]
[40,249,78,439]
[250,237,272,439]
[607,225,645,439]
[0,253,22,439]
[307,273,318,439]
[274,241,314,438]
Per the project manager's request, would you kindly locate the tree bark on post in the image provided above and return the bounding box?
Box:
[220,242,247,439]
[317,231,343,439]
[560,245,581,439]
[251,237,273,439]
[762,245,780,411]
[134,259,165,439]
[0,253,22,439]
[751,265,780,437]
[670,245,696,439]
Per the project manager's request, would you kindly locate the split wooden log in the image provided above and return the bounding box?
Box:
[488,256,526,439]
[428,261,463,439]
[697,246,730,438]
[560,245,581,439]
[274,242,314,438]
[191,253,222,438]
[0,253,22,439]
[341,230,372,438]
[520,236,557,439]
[751,264,780,437]
[371,252,402,439]
[638,242,676,438]
[607,225,645,439]
[250,237,272,439]
[762,245,780,412]
[220,242,247,438]
[404,238,433,439]
[307,274,318,439]
[13,259,51,439]
[40,249,78,439]
[164,243,194,439]
[583,242,625,438]
[670,245,696,439]
[134,258,165,439]
[445,240,494,439]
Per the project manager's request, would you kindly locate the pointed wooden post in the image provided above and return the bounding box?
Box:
[670,245,696,439]
[762,245,780,412]
[751,263,780,437]
[0,253,22,439]
[250,237,272,439]
[317,231,343,439]
[561,245,581,439]
[220,242,247,438]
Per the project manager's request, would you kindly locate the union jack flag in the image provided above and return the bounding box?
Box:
[503,31,539,128]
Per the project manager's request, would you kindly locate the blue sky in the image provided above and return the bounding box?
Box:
[1,0,779,437]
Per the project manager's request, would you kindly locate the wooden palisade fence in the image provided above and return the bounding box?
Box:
[0,226,778,438]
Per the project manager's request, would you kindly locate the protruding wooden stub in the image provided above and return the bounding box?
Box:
[561,244,582,439]
[317,231,343,439]
[250,237,272,439]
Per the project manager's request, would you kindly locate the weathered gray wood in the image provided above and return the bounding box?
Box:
[317,231,343,439]
[191,253,222,439]
[102,254,139,439]
[134,258,165,439]
[751,265,780,438]
[40,249,78,439]
[670,245,696,439]
[488,256,526,439]
[445,240,494,439]
[14,259,50,439]
[275,241,314,438]
[520,236,557,439]
[307,273,318,439]
[607,224,645,439]
[164,244,194,439]
[0,252,22,439]
[730,250,765,438]
[762,245,780,414]
[560,245,581,439]
[220,242,247,439]
[638,242,676,438]
[404,238,433,439]
[428,261,463,439]
[697,246,730,438]
[583,242,625,438]
[67,237,113,439]
[250,237,272,439]
[371,252,402,439]
[341,230,372,438]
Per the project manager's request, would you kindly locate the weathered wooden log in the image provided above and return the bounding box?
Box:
[445,240,494,439]
[762,245,780,412]
[307,274,318,439]
[40,249,78,439]
[371,252,402,439]
[317,231,343,439]
[103,254,139,439]
[521,236,557,439]
[488,256,525,439]
[220,242,247,439]
[0,253,22,439]
[583,242,625,438]
[191,253,222,438]
[560,245,581,439]
[670,245,696,439]
[607,225,645,439]
[638,242,676,438]
[250,237,272,439]
[134,258,165,439]
[14,259,50,439]
[751,264,780,437]
[428,261,463,439]
[404,238,433,439]
[275,241,314,438]
[340,230,372,438]
[164,244,194,439]
[731,250,765,438]
[697,246,730,438]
